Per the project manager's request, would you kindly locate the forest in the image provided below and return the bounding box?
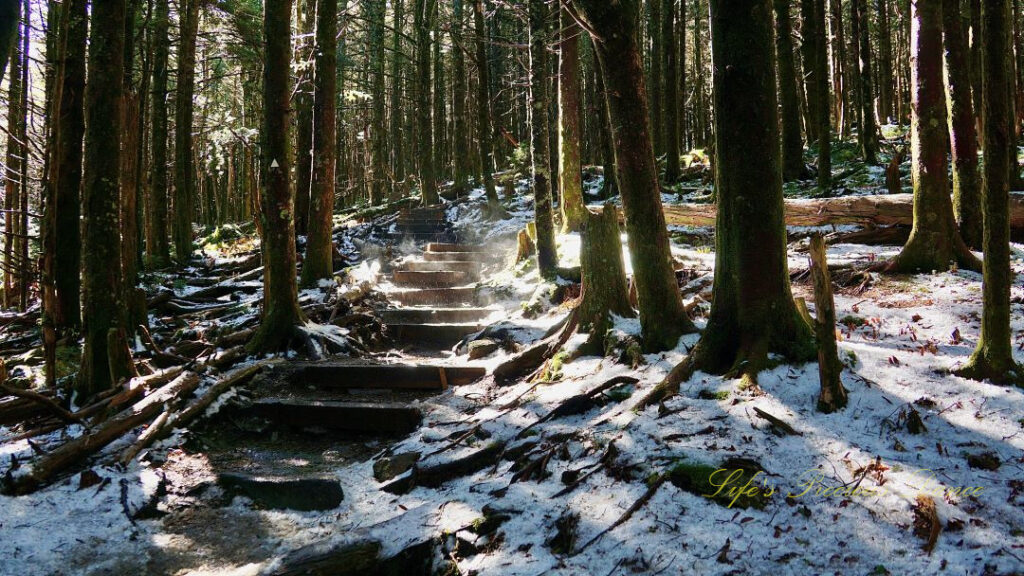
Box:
[0,0,1022,574]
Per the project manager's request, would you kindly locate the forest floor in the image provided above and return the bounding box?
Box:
[1,139,1023,576]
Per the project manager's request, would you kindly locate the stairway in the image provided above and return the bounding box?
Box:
[390,205,452,242]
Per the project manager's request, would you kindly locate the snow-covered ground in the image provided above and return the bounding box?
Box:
[1,187,1022,575]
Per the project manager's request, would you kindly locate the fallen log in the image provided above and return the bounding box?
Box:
[2,372,201,495]
[647,193,1024,230]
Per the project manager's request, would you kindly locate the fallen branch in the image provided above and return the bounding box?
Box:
[571,473,667,556]
[752,407,802,436]
[0,384,82,426]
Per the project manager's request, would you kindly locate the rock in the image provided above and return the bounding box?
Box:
[373,452,421,483]
[218,473,344,511]
[468,338,500,359]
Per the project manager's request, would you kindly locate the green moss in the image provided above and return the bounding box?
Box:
[668,459,770,509]
[839,314,867,328]
[697,389,730,401]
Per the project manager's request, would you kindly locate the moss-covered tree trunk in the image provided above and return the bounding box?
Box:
[472,0,503,214]
[173,0,200,264]
[528,0,558,276]
[558,4,585,233]
[294,0,315,225]
[367,0,386,206]
[79,0,131,397]
[775,0,805,181]
[886,0,979,273]
[415,0,440,205]
[954,0,1023,386]
[451,0,471,197]
[250,0,307,353]
[573,0,696,353]
[300,0,337,288]
[685,0,815,383]
[854,0,877,164]
[942,0,983,249]
[578,203,635,355]
[147,0,171,268]
[662,0,680,183]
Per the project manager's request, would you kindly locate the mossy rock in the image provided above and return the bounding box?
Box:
[668,458,770,509]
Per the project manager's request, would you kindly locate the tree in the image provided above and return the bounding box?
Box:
[250,0,307,352]
[572,0,696,352]
[451,0,471,197]
[472,0,504,215]
[174,0,201,264]
[558,3,586,232]
[853,0,877,163]
[942,0,983,249]
[390,0,407,197]
[883,0,979,273]
[0,0,17,86]
[415,0,440,205]
[147,0,172,267]
[684,0,813,385]
[294,0,316,230]
[79,0,131,396]
[662,0,681,183]
[812,0,830,189]
[876,0,895,122]
[775,0,805,181]
[300,0,338,287]
[367,0,386,206]
[529,0,558,276]
[954,0,1023,386]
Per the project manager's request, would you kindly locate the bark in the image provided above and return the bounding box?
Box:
[809,234,848,412]
[578,204,634,355]
[294,0,315,228]
[147,0,171,267]
[649,0,663,157]
[300,0,338,287]
[942,0,983,249]
[813,0,831,189]
[79,0,129,397]
[3,7,24,310]
[390,0,406,196]
[955,0,1023,386]
[594,59,617,199]
[662,0,681,183]
[173,0,201,264]
[886,0,979,273]
[451,0,471,197]
[877,0,895,122]
[249,0,307,353]
[775,0,806,181]
[415,0,440,205]
[367,0,386,206]
[529,0,558,276]
[573,0,696,352]
[854,0,877,163]
[801,0,820,142]
[694,0,815,381]
[472,0,503,214]
[829,0,849,137]
[558,5,586,232]
[0,0,16,86]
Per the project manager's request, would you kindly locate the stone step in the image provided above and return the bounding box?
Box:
[392,270,471,288]
[402,260,481,275]
[389,286,478,306]
[247,399,423,434]
[422,251,487,262]
[426,242,481,253]
[293,363,486,389]
[217,473,344,511]
[388,323,483,347]
[380,307,494,324]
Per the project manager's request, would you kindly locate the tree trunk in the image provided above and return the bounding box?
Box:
[886,0,979,273]
[529,0,558,276]
[809,234,848,412]
[801,0,820,142]
[693,0,815,381]
[79,0,131,397]
[955,0,1023,386]
[451,0,471,197]
[3,6,25,310]
[969,0,983,143]
[649,0,663,158]
[573,0,696,352]
[367,0,386,206]
[300,0,338,287]
[775,0,806,181]
[578,204,634,355]
[415,0,440,205]
[0,0,17,87]
[942,0,983,249]
[173,0,200,264]
[147,0,171,268]
[390,0,407,197]
[813,0,831,190]
[662,0,681,183]
[854,0,877,163]
[594,58,618,199]
[472,0,503,214]
[250,0,307,352]
[558,4,586,232]
[877,0,896,122]
[294,0,315,227]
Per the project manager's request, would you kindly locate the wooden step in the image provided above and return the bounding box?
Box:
[293,363,486,389]
[426,242,481,253]
[396,222,448,234]
[217,473,344,511]
[422,251,487,262]
[392,270,471,288]
[402,260,481,275]
[380,307,494,324]
[246,399,422,434]
[389,286,478,306]
[388,323,483,347]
